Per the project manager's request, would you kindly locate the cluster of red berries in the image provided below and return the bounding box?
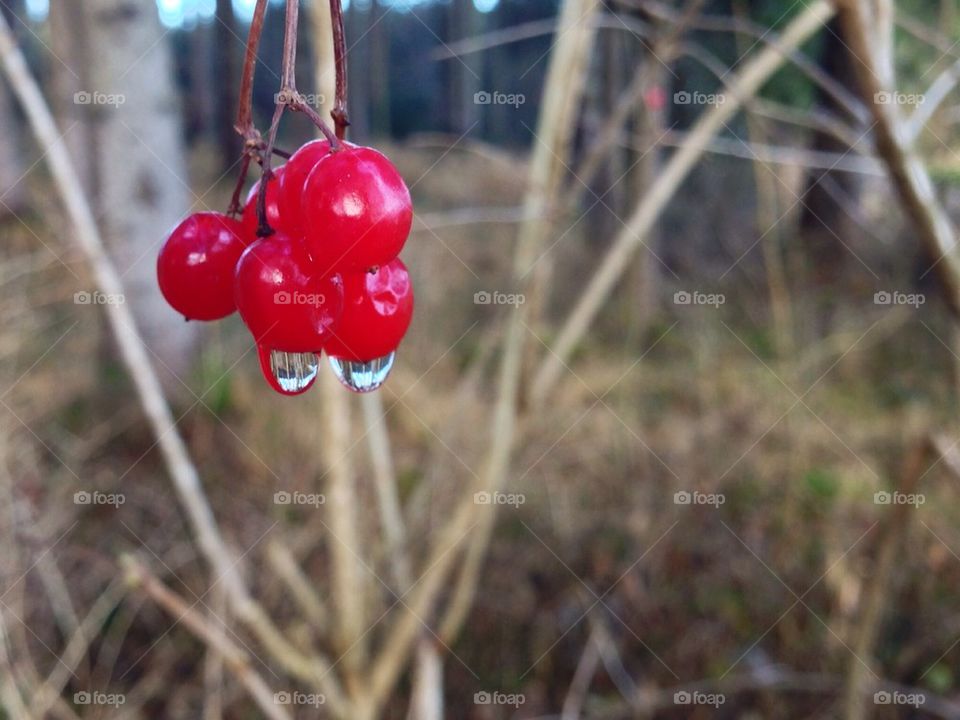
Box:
[157,140,414,395]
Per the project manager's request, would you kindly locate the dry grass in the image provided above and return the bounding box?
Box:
[1,138,960,718]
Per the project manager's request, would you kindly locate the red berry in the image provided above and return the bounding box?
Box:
[157,212,248,321]
[325,259,413,361]
[241,164,288,240]
[234,235,343,352]
[301,146,412,272]
[278,139,333,232]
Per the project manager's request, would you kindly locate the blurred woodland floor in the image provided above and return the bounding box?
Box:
[3,132,960,719]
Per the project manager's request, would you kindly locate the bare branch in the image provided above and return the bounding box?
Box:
[530,0,837,402]
[840,0,960,315]
[122,557,292,720]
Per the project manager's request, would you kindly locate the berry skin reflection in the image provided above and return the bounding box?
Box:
[157,143,414,396]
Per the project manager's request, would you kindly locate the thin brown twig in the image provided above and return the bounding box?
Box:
[256,102,285,236]
[328,0,349,138]
[235,0,269,138]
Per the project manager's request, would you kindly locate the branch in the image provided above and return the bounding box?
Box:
[436,0,604,670]
[841,436,931,720]
[319,370,368,679]
[0,0,251,631]
[651,129,883,175]
[840,0,960,316]
[265,540,328,627]
[122,557,292,720]
[361,393,412,592]
[0,14,347,712]
[328,0,349,137]
[235,0,269,138]
[906,56,960,143]
[530,0,837,402]
[31,580,127,717]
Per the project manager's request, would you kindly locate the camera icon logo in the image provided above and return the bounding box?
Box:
[274,291,292,305]
[874,691,892,704]
[874,91,892,105]
[74,491,91,505]
[274,491,292,505]
[474,290,491,304]
[474,691,492,704]
[674,691,692,704]
[874,491,891,505]
[674,91,691,105]
[74,291,92,304]
[74,91,92,105]
[874,291,892,305]
[474,491,491,505]
[474,91,492,105]
[674,491,691,505]
[274,691,292,704]
[673,290,691,305]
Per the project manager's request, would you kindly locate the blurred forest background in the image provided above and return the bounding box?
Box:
[4,0,960,718]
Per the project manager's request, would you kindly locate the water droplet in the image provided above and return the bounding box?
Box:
[328,352,395,393]
[257,345,319,395]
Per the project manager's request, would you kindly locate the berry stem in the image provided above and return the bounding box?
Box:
[256,102,285,237]
[275,0,340,145]
[280,0,299,91]
[329,0,349,140]
[227,151,252,217]
[235,0,268,141]
[233,0,342,222]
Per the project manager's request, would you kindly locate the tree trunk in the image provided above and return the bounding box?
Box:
[0,1,24,215]
[50,0,196,375]
[448,0,482,135]
[799,16,862,339]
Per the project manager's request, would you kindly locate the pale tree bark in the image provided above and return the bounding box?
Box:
[50,0,196,375]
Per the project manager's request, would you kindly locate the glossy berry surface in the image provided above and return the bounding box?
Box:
[241,164,288,241]
[278,139,333,233]
[234,235,343,352]
[157,212,248,321]
[301,146,412,272]
[325,259,414,362]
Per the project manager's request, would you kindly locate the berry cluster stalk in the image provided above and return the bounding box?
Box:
[328,0,349,139]
[229,0,350,234]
